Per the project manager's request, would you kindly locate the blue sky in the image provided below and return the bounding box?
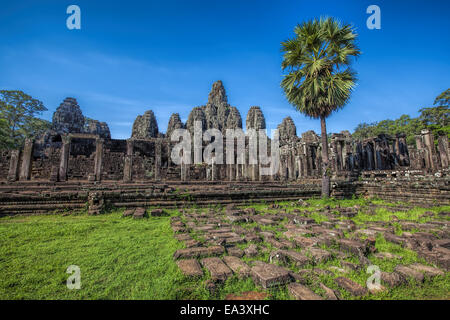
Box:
[1,0,449,139]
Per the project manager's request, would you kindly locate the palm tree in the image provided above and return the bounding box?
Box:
[281,17,360,197]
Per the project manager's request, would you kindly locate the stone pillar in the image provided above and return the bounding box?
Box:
[279,157,287,181]
[438,135,449,169]
[297,157,303,178]
[398,135,409,166]
[248,164,258,181]
[7,150,20,182]
[59,135,71,182]
[236,152,244,180]
[154,140,161,181]
[211,157,215,181]
[180,163,185,181]
[123,139,133,182]
[300,155,307,177]
[336,141,343,171]
[228,164,235,181]
[394,137,400,166]
[288,151,295,180]
[415,135,423,150]
[94,138,104,181]
[372,139,380,170]
[19,138,33,181]
[422,129,437,170]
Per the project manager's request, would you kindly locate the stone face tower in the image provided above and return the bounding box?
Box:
[207,80,228,106]
[186,80,243,134]
[51,97,110,138]
[246,106,266,131]
[52,98,85,134]
[226,106,242,130]
[131,110,159,139]
[166,113,185,139]
[278,116,297,146]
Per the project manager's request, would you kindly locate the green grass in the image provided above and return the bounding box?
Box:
[0,210,187,299]
[0,198,449,300]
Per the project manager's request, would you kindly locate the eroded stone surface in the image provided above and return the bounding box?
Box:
[334,277,368,296]
[176,259,203,277]
[409,263,444,278]
[173,246,224,260]
[201,257,233,282]
[133,207,147,219]
[223,256,251,278]
[380,271,406,288]
[288,283,323,300]
[270,250,310,267]
[394,265,424,283]
[251,262,291,289]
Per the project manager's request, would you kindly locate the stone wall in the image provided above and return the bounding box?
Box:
[0,81,448,185]
[332,170,450,205]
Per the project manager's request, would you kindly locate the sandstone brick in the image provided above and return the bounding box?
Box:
[288,283,323,300]
[394,265,424,283]
[176,259,203,277]
[334,277,367,296]
[251,262,291,289]
[201,257,233,282]
[409,263,444,278]
[133,207,147,219]
[223,256,251,278]
[173,246,224,260]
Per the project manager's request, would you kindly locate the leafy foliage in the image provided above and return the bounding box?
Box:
[280,17,360,119]
[353,89,450,145]
[0,90,50,150]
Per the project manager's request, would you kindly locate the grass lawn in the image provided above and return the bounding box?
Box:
[0,198,449,300]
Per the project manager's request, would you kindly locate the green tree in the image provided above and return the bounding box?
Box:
[433,88,449,107]
[0,118,10,150]
[421,89,449,140]
[281,17,360,197]
[0,90,50,150]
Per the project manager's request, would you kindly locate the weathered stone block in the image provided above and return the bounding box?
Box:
[394,265,424,283]
[201,257,233,282]
[288,283,323,300]
[173,246,224,260]
[176,259,203,277]
[223,256,251,278]
[250,262,291,289]
[380,271,405,288]
[334,277,367,296]
[133,207,147,219]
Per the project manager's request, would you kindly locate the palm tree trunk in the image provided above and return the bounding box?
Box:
[320,115,330,198]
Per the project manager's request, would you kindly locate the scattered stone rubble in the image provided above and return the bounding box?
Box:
[169,201,449,300]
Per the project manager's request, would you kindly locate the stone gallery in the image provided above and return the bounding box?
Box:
[1,81,448,185]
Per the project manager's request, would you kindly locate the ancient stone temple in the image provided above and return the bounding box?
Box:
[0,81,449,215]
